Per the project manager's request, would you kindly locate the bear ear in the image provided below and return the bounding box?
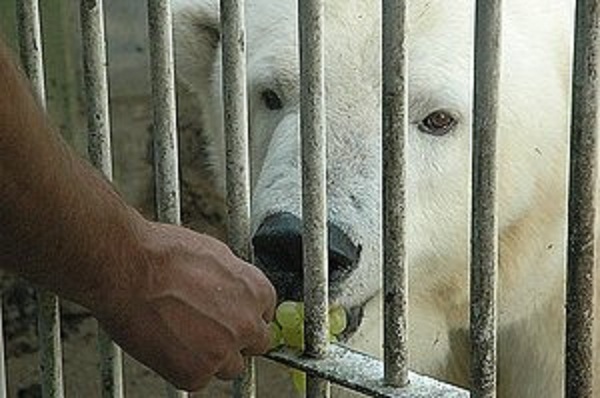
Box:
[173,1,221,95]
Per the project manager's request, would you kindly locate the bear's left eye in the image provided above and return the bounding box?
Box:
[418,110,457,136]
[261,89,283,111]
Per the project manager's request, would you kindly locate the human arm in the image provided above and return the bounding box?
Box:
[0,37,275,391]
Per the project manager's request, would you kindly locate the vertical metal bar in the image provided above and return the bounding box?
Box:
[565,1,599,396]
[148,0,181,226]
[470,1,502,397]
[381,0,409,388]
[220,0,255,397]
[16,0,44,100]
[16,2,65,397]
[299,0,329,397]
[147,1,186,397]
[41,1,84,153]
[36,296,64,398]
[80,1,125,397]
[0,299,7,398]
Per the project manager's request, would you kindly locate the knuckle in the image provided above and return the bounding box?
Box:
[255,327,271,354]
[216,355,246,380]
[255,268,277,299]
[243,266,274,299]
[237,316,259,341]
[241,323,270,356]
[259,328,271,351]
[208,346,230,365]
[233,358,246,375]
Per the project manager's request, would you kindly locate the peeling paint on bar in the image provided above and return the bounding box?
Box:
[148,0,181,226]
[81,0,113,179]
[220,0,255,396]
[565,0,599,396]
[147,1,186,397]
[80,1,125,396]
[221,0,251,261]
[381,0,409,388]
[267,345,469,398]
[299,0,330,397]
[470,1,502,397]
[16,0,45,102]
[97,331,124,398]
[36,294,64,398]
[17,2,66,397]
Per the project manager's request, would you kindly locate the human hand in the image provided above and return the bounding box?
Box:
[0,33,276,393]
[93,222,276,391]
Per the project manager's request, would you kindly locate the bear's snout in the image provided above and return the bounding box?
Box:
[252,211,361,301]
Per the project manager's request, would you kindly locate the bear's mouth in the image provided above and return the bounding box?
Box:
[338,303,365,342]
[271,298,366,342]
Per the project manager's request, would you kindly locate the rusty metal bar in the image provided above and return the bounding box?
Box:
[16,1,66,397]
[148,0,181,225]
[147,1,186,397]
[220,0,255,396]
[565,0,599,396]
[81,0,112,178]
[17,0,45,101]
[470,1,502,397]
[80,1,125,397]
[299,0,329,397]
[381,0,409,388]
[267,345,469,398]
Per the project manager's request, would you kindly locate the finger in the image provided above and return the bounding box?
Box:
[246,264,277,322]
[215,352,246,380]
[241,320,271,356]
[262,278,277,322]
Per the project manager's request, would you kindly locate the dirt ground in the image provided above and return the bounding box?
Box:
[0,89,298,397]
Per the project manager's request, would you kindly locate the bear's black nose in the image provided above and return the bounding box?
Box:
[252,212,361,300]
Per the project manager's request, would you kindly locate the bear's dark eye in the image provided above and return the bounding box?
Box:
[419,110,457,136]
[261,89,283,111]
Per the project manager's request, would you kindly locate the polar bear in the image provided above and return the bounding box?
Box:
[172,0,599,396]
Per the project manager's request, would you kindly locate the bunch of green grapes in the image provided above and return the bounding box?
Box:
[269,301,348,394]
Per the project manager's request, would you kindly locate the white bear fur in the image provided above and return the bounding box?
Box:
[172,0,600,396]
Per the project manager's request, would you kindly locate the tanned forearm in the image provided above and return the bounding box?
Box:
[0,36,276,391]
[0,38,148,314]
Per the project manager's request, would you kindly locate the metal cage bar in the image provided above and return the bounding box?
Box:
[79,1,125,397]
[16,1,66,397]
[146,1,186,397]
[267,345,469,397]
[381,0,409,388]
[470,1,502,397]
[7,0,597,397]
[0,300,6,398]
[565,0,600,396]
[220,0,256,396]
[299,0,330,397]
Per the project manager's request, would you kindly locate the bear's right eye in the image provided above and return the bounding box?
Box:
[418,110,457,136]
[261,89,284,111]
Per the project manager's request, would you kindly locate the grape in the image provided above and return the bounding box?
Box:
[276,301,303,329]
[290,369,306,394]
[276,301,346,350]
[269,322,283,350]
[328,304,348,335]
[281,323,304,349]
